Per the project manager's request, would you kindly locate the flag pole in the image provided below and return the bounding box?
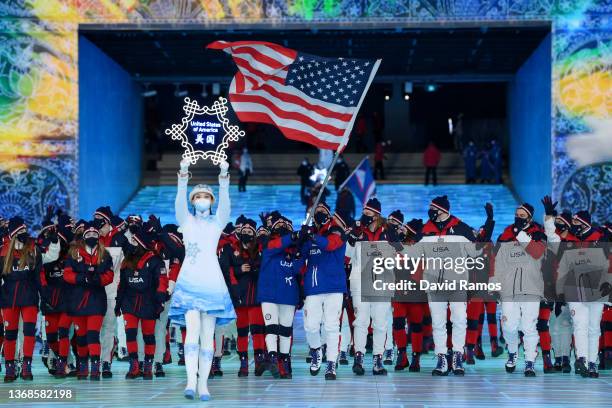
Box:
[304,150,341,226]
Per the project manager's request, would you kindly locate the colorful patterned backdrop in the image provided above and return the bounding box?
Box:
[0,0,610,227]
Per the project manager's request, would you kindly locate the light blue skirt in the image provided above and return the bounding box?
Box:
[168,280,236,326]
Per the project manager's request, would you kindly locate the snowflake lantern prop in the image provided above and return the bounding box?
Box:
[165,97,245,165]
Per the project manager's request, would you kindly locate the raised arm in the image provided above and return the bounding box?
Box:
[175,159,191,227]
[216,161,231,228]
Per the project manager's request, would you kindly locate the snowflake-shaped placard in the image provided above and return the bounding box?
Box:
[164,97,245,165]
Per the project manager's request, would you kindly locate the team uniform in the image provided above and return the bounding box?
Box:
[300,206,347,380]
[0,218,44,382]
[115,234,168,380]
[420,196,479,376]
[346,199,391,376]
[555,212,610,378]
[491,206,547,377]
[258,230,304,378]
[220,220,266,377]
[62,239,114,380]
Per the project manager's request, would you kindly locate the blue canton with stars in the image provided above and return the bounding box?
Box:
[285,54,377,107]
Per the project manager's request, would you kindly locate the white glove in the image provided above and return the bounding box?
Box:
[219,160,229,177]
[516,230,531,243]
[168,280,176,295]
[180,158,190,172]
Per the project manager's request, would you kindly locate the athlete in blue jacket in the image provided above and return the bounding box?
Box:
[299,202,347,381]
[258,215,304,379]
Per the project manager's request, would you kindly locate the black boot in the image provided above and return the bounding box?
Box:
[48,357,57,376]
[54,357,67,379]
[21,357,34,381]
[177,343,185,366]
[125,357,141,379]
[102,361,113,378]
[142,357,153,380]
[154,362,165,377]
[77,357,89,380]
[238,352,249,377]
[279,353,292,379]
[352,351,365,376]
[254,350,266,376]
[267,351,280,378]
[90,357,101,381]
[394,348,408,371]
[3,361,16,383]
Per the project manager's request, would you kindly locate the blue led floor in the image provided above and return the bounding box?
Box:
[1,323,610,408]
[120,184,517,238]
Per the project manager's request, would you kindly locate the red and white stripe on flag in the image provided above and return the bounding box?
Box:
[207,40,380,151]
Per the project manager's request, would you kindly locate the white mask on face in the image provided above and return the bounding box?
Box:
[193,198,211,213]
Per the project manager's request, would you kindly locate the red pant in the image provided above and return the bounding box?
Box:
[124,313,156,358]
[600,305,612,351]
[1,306,38,361]
[392,302,426,353]
[59,313,80,358]
[44,313,62,357]
[58,313,103,358]
[422,304,432,338]
[466,301,499,346]
[235,306,265,353]
[537,303,552,352]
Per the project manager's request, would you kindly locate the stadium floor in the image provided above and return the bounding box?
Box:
[120,184,518,238]
[1,312,610,408]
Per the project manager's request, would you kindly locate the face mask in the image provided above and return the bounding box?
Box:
[514,217,528,230]
[274,227,291,236]
[85,237,98,248]
[128,224,140,234]
[193,198,211,212]
[554,222,568,232]
[240,233,254,243]
[314,212,329,227]
[428,209,439,222]
[16,233,29,244]
[570,224,583,237]
[360,214,374,227]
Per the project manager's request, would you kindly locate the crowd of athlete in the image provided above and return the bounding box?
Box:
[0,194,610,382]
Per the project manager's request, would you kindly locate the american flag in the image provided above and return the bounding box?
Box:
[208,40,381,150]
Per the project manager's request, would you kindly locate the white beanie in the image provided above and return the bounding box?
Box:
[189,184,215,203]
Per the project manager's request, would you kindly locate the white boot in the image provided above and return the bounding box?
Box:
[184,343,199,399]
[198,348,214,401]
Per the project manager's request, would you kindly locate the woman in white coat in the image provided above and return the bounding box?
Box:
[169,158,236,401]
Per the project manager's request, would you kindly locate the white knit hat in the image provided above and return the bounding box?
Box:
[189,184,215,203]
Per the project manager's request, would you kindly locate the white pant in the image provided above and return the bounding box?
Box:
[184,310,215,397]
[550,304,573,357]
[352,294,390,356]
[261,302,295,354]
[386,305,393,350]
[501,301,539,362]
[100,279,119,363]
[428,299,467,355]
[116,315,127,357]
[340,307,352,352]
[154,301,171,363]
[569,302,604,363]
[304,293,343,363]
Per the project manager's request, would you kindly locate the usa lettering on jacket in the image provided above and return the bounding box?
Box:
[510,251,526,258]
[280,260,293,268]
[128,276,145,283]
[49,267,63,278]
[310,248,321,256]
[432,246,449,253]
